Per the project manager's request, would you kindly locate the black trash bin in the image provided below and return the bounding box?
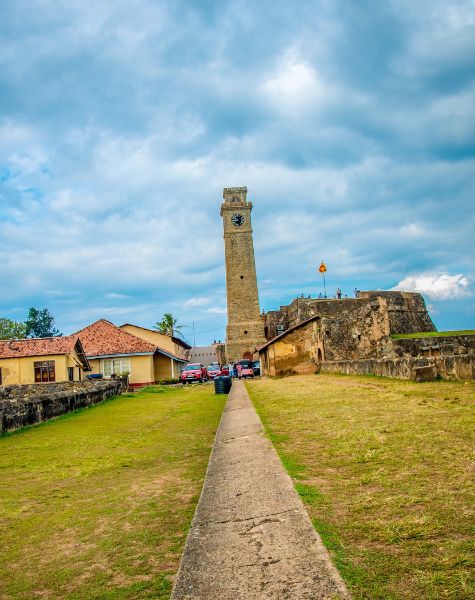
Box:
[214,375,232,394]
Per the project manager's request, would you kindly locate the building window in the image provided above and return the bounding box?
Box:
[34,361,55,383]
[102,357,131,378]
[68,367,74,382]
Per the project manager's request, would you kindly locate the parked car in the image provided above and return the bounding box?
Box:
[252,361,261,376]
[220,365,230,376]
[206,364,221,379]
[237,359,254,379]
[181,363,208,384]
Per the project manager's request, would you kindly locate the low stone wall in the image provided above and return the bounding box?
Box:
[390,335,475,358]
[321,354,475,381]
[0,379,125,433]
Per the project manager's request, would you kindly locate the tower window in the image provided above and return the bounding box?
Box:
[240,275,244,279]
[244,330,248,334]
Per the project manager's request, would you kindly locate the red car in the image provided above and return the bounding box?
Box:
[181,363,208,384]
[207,365,221,379]
[220,365,230,376]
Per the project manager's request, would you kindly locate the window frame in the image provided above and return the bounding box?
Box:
[101,357,131,378]
[34,360,55,383]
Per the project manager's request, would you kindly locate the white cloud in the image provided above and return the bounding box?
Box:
[399,223,425,238]
[206,307,227,314]
[105,292,132,299]
[260,50,332,112]
[392,273,471,300]
[184,297,212,308]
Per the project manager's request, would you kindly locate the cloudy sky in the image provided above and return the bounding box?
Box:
[1,0,474,345]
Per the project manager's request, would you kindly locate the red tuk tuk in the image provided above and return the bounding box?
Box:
[237,359,254,379]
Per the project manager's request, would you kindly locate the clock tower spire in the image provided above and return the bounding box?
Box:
[221,186,266,363]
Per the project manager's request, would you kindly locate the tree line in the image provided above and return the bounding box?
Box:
[0,309,183,341]
[0,308,61,340]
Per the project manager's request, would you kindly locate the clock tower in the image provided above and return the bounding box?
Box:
[221,186,266,362]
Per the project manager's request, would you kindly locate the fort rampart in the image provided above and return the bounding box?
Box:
[260,291,474,381]
[321,354,474,382]
[0,379,124,433]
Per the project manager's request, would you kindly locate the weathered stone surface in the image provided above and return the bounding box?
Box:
[389,335,475,358]
[360,291,436,334]
[321,354,475,381]
[413,365,437,382]
[172,380,350,600]
[264,291,435,342]
[0,379,124,433]
[260,289,474,381]
[221,187,266,362]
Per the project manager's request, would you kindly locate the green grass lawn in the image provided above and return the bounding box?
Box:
[391,330,475,339]
[0,384,225,600]
[247,374,475,600]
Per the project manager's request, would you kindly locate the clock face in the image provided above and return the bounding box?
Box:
[231,213,245,227]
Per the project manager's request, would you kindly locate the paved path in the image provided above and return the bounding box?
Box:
[171,380,351,599]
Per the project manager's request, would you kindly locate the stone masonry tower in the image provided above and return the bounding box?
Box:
[221,186,266,362]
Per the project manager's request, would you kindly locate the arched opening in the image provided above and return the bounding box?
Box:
[242,351,253,360]
[317,348,323,362]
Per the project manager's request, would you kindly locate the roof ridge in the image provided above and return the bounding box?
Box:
[73,318,116,335]
[0,334,73,343]
[118,322,166,335]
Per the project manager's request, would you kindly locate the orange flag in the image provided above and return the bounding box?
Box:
[319,261,327,273]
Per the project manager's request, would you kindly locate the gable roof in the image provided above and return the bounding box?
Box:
[0,336,91,370]
[171,335,192,350]
[119,323,192,350]
[74,319,188,362]
[74,319,157,357]
[257,315,322,353]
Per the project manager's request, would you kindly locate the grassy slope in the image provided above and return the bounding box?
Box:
[247,374,475,600]
[391,330,475,339]
[0,385,225,600]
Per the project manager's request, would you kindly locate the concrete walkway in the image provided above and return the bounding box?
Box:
[171,380,351,599]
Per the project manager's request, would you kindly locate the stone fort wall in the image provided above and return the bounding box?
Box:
[264,291,435,342]
[258,290,475,381]
[321,354,474,382]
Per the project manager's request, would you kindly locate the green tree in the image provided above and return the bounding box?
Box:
[25,307,62,338]
[153,313,183,337]
[0,318,27,340]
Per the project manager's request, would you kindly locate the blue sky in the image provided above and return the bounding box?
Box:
[1,0,474,346]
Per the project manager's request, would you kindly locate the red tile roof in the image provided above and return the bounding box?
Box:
[0,335,80,359]
[74,319,157,357]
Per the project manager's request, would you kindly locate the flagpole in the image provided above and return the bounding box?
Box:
[318,260,327,298]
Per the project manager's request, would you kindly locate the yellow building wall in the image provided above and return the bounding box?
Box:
[260,322,321,377]
[152,355,185,380]
[120,325,188,359]
[88,354,155,385]
[0,354,76,386]
[154,354,171,381]
[120,325,174,353]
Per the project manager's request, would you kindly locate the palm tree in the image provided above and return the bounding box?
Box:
[153,313,183,337]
